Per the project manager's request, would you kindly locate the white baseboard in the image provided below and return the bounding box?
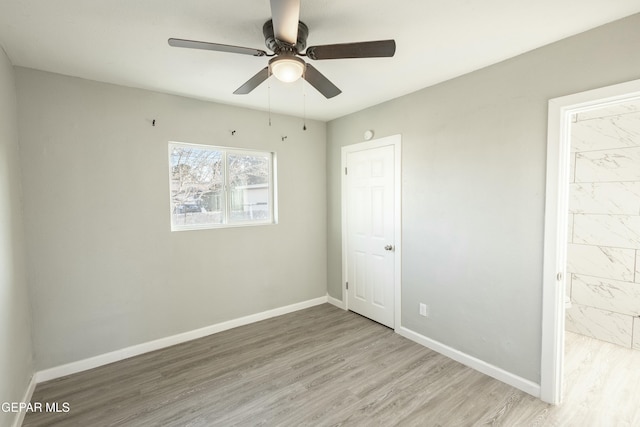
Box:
[396,326,541,398]
[327,294,346,310]
[31,298,539,403]
[35,296,328,383]
[12,374,37,427]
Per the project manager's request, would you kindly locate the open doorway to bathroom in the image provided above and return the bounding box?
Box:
[559,98,640,420]
[541,79,640,405]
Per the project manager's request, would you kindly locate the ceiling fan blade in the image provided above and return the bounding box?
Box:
[270,0,300,45]
[168,38,267,57]
[306,40,396,60]
[233,67,270,95]
[304,64,341,99]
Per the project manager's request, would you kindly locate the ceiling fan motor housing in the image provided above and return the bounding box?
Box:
[263,19,309,54]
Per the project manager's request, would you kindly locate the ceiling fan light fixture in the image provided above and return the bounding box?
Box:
[269,56,305,83]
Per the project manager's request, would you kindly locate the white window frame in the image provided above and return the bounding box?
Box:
[168,141,277,231]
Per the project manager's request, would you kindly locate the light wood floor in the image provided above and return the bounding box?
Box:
[23,304,640,426]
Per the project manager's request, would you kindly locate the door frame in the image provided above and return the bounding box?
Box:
[541,78,640,404]
[341,134,402,329]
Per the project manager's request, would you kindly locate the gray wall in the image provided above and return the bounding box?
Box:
[327,13,640,383]
[16,68,327,370]
[0,48,34,426]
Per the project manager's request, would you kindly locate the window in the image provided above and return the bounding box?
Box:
[169,142,276,231]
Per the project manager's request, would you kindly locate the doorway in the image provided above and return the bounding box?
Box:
[541,79,640,404]
[341,135,401,329]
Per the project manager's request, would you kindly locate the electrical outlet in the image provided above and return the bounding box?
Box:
[419,303,429,317]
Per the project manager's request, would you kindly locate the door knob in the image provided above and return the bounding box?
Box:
[384,245,394,251]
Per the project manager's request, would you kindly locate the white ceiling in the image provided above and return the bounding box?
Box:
[0,1,639,121]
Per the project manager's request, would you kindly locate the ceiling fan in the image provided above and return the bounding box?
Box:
[168,0,396,99]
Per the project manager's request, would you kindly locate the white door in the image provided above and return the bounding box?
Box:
[344,142,397,328]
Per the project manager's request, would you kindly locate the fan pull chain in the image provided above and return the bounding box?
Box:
[268,81,272,126]
[302,79,307,131]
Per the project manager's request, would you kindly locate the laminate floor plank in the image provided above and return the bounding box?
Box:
[22,304,640,426]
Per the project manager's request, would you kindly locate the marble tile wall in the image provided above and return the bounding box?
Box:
[566,100,640,349]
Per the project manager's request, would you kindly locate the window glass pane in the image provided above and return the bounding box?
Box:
[227,152,271,222]
[170,144,224,228]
